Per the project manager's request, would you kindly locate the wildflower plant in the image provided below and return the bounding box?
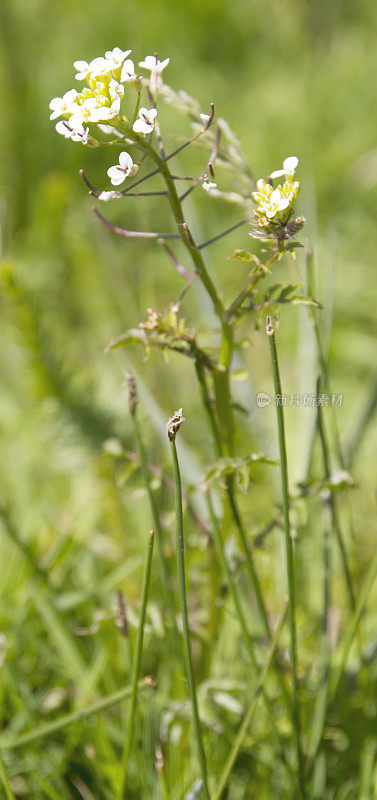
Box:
[43,45,372,800]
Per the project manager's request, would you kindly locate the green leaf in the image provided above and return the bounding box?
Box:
[203,454,277,493]
[228,249,262,266]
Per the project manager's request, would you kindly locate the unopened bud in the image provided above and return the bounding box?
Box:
[266,315,274,337]
[166,408,185,441]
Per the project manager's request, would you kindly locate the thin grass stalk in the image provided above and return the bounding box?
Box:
[118,530,155,799]
[0,682,151,751]
[314,376,356,611]
[307,396,332,777]
[131,410,180,629]
[169,436,210,800]
[305,250,357,612]
[331,544,377,700]
[344,377,377,469]
[213,603,288,800]
[0,757,16,800]
[194,353,292,712]
[206,493,297,789]
[267,318,306,799]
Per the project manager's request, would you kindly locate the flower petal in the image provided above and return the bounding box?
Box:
[283,156,298,172]
[107,165,126,185]
[98,190,123,201]
[133,118,152,134]
[118,151,133,172]
[270,168,286,179]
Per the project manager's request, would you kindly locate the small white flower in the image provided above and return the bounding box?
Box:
[138,55,169,90]
[73,60,91,80]
[98,190,123,201]
[265,188,290,219]
[120,59,137,84]
[270,156,299,180]
[132,107,157,135]
[55,118,89,143]
[109,78,124,103]
[138,55,170,74]
[74,56,115,81]
[49,89,78,120]
[202,180,217,192]
[85,91,122,123]
[200,113,210,126]
[107,151,138,185]
[104,47,132,68]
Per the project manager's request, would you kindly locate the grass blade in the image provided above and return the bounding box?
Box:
[118,530,155,798]
[213,603,288,800]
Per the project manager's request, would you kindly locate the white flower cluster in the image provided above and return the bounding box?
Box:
[49,49,169,146]
[252,156,300,229]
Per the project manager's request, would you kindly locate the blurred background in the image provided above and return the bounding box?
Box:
[0,0,377,797]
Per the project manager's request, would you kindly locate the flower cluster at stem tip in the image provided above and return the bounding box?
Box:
[251,156,305,242]
[49,48,169,154]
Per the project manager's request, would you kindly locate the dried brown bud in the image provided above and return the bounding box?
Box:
[126,372,138,416]
[166,408,185,441]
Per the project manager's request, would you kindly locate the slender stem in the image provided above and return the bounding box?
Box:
[93,209,180,239]
[306,392,332,774]
[121,166,161,194]
[118,530,155,799]
[213,321,235,456]
[207,494,296,788]
[193,356,222,458]
[0,757,16,800]
[125,128,225,318]
[197,219,248,251]
[225,251,279,322]
[316,378,355,611]
[132,412,179,630]
[193,353,292,714]
[213,604,288,800]
[170,439,210,800]
[304,246,357,605]
[344,377,377,468]
[116,190,168,197]
[267,321,306,798]
[0,681,150,750]
[132,90,141,125]
[331,545,377,700]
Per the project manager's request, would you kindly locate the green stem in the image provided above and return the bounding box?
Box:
[225,251,280,322]
[315,379,355,611]
[213,603,288,800]
[194,350,292,713]
[132,412,180,635]
[304,249,357,611]
[126,129,224,318]
[306,395,332,775]
[118,530,155,798]
[132,90,141,125]
[207,494,296,788]
[331,544,377,701]
[213,321,235,456]
[194,356,222,459]
[267,321,306,799]
[0,757,16,800]
[170,438,210,800]
[0,681,149,750]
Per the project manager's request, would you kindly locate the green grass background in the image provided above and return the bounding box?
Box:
[0,0,377,797]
